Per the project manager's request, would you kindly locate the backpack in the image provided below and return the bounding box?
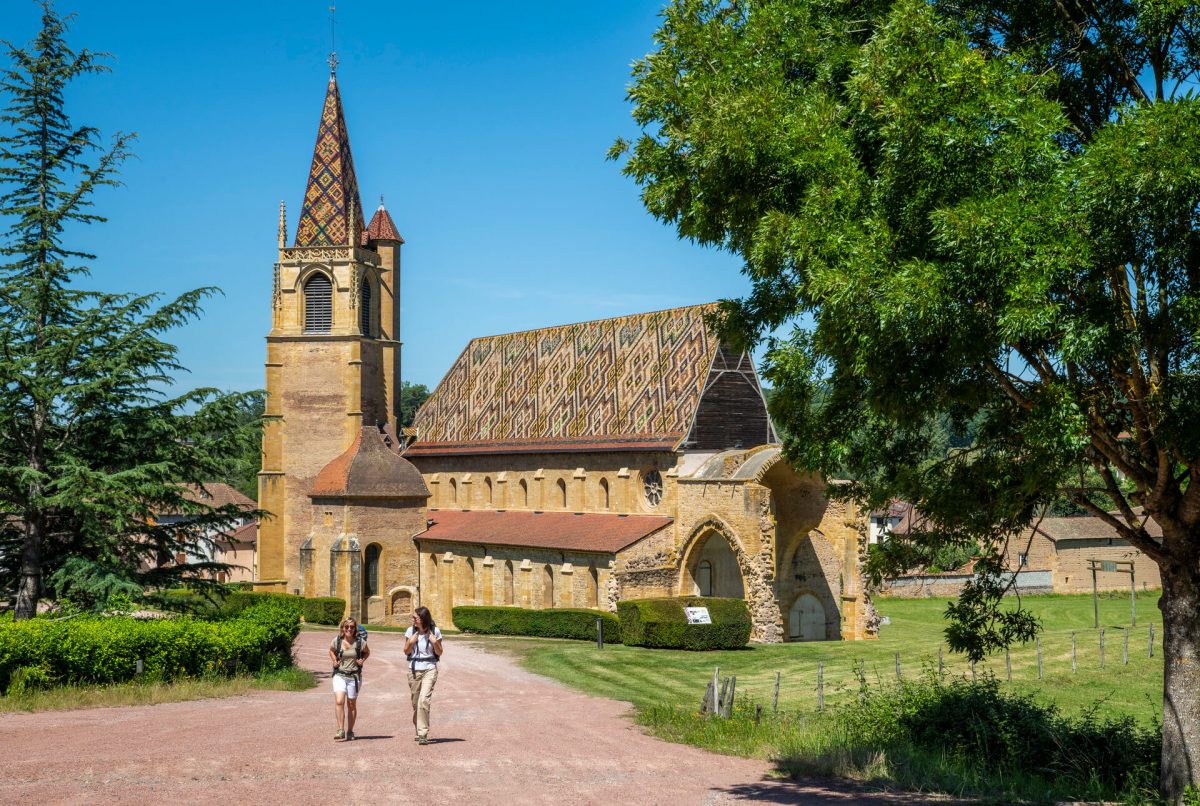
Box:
[332,629,366,679]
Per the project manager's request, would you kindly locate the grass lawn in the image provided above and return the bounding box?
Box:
[0,666,317,714]
[469,591,1164,726]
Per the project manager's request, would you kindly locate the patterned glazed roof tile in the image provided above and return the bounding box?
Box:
[404,434,681,457]
[419,510,673,554]
[294,74,364,247]
[312,427,429,499]
[365,203,404,244]
[411,304,721,449]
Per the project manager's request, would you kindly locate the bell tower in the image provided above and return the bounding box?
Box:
[257,68,404,590]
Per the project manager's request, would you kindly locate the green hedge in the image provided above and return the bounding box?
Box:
[301,597,346,625]
[453,606,621,643]
[155,589,344,625]
[617,597,751,650]
[0,600,301,693]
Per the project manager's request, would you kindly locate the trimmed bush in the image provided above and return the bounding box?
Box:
[301,597,346,625]
[0,600,300,693]
[453,606,621,643]
[617,597,750,650]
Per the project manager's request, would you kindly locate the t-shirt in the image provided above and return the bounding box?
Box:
[331,637,363,676]
[404,627,442,671]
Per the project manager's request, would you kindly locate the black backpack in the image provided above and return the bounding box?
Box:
[332,629,366,678]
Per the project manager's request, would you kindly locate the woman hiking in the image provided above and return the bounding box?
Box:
[329,617,369,741]
[404,606,443,745]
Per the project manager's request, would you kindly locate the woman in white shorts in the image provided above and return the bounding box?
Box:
[329,617,369,740]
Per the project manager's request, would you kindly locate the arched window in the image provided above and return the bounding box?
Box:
[463,557,476,605]
[484,477,493,507]
[599,478,609,510]
[503,560,515,605]
[556,478,567,509]
[359,276,372,337]
[303,273,332,333]
[364,544,381,597]
[449,478,457,505]
[589,564,600,608]
[543,564,555,609]
[697,560,713,597]
[425,553,439,611]
[518,479,528,507]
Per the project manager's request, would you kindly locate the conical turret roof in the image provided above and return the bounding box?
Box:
[365,202,404,244]
[294,74,364,247]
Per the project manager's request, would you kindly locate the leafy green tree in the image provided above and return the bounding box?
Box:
[0,4,257,618]
[399,381,430,429]
[616,0,1200,797]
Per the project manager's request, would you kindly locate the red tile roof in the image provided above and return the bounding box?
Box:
[418,510,673,554]
[180,483,255,510]
[312,426,429,499]
[215,520,258,547]
[364,203,404,244]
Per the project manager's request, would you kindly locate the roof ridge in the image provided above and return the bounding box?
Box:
[463,301,720,344]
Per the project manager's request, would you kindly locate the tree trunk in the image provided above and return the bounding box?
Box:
[14,519,42,620]
[1160,554,1200,802]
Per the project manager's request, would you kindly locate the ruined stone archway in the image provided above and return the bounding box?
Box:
[679,516,778,642]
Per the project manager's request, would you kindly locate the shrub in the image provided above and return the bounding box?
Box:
[832,672,1159,797]
[302,597,346,625]
[7,664,54,695]
[0,600,301,693]
[220,591,304,618]
[453,606,620,643]
[618,597,750,650]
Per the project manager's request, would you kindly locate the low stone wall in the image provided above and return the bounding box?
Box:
[880,570,1053,598]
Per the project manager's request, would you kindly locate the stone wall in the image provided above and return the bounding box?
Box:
[415,539,613,629]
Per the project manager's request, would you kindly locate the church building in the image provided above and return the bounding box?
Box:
[256,69,876,643]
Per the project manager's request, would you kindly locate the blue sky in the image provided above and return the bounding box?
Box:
[4,1,754,393]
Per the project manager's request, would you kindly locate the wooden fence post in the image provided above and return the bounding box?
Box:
[1005,648,1012,682]
[700,680,714,715]
[772,671,780,713]
[718,676,730,718]
[895,652,901,681]
[725,676,737,718]
[1100,628,1105,669]
[1124,628,1129,665]
[1149,624,1155,658]
[817,662,824,713]
[754,703,762,726]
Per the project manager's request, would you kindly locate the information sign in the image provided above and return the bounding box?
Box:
[684,607,712,625]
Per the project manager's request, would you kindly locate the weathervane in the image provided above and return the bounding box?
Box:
[327,5,338,74]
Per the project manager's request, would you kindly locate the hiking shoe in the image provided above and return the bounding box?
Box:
[334,729,345,741]
[416,736,429,746]
[346,731,355,741]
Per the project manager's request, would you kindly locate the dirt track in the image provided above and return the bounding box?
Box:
[0,631,940,804]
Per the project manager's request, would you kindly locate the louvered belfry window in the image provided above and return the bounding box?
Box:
[359,277,372,337]
[304,273,332,333]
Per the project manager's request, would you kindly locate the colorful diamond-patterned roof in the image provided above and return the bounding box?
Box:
[294,74,364,247]
[365,203,404,244]
[408,304,722,454]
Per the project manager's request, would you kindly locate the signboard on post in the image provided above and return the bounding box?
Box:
[684,607,712,625]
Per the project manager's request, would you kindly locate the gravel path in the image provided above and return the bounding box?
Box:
[0,631,943,804]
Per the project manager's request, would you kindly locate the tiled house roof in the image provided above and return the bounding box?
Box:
[407,304,725,456]
[181,483,255,510]
[294,74,364,247]
[419,510,673,553]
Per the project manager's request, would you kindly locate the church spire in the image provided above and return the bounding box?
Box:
[293,73,364,247]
